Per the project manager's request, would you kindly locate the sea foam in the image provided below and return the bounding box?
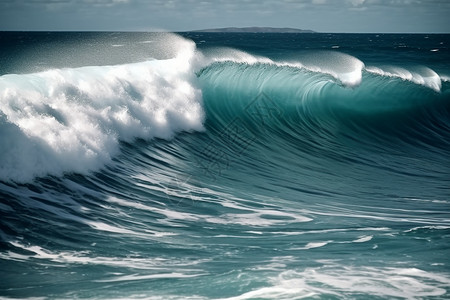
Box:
[0,37,204,182]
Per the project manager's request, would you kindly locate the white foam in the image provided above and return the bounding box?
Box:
[95,272,204,283]
[216,267,450,300]
[292,241,330,250]
[290,235,374,250]
[107,196,200,222]
[86,221,137,234]
[440,74,450,82]
[404,225,450,233]
[272,227,390,236]
[366,65,442,92]
[0,37,204,182]
[4,241,209,270]
[206,201,312,226]
[352,235,373,243]
[107,196,311,227]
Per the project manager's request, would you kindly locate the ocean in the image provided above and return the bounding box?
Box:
[0,31,449,299]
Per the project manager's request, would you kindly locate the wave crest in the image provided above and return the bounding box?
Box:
[0,46,203,182]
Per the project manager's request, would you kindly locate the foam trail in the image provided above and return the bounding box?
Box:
[0,39,204,182]
[217,268,450,300]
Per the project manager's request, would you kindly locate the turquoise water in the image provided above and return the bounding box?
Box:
[1,32,450,299]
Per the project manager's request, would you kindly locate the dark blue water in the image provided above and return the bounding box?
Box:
[1,32,450,299]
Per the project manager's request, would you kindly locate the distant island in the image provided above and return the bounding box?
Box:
[189,27,315,33]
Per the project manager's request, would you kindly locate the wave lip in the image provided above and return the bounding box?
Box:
[288,51,365,88]
[366,65,442,92]
[201,49,365,88]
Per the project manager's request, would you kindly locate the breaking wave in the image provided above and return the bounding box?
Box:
[0,34,449,182]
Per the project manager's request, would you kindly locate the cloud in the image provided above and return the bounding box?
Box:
[0,0,449,32]
[348,0,365,6]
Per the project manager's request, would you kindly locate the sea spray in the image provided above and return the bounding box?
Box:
[0,38,204,182]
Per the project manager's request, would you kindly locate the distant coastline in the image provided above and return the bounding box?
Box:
[188,27,315,33]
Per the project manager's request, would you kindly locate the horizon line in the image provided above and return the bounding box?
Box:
[0,29,449,34]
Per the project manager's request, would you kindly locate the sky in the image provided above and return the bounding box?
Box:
[0,0,449,33]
